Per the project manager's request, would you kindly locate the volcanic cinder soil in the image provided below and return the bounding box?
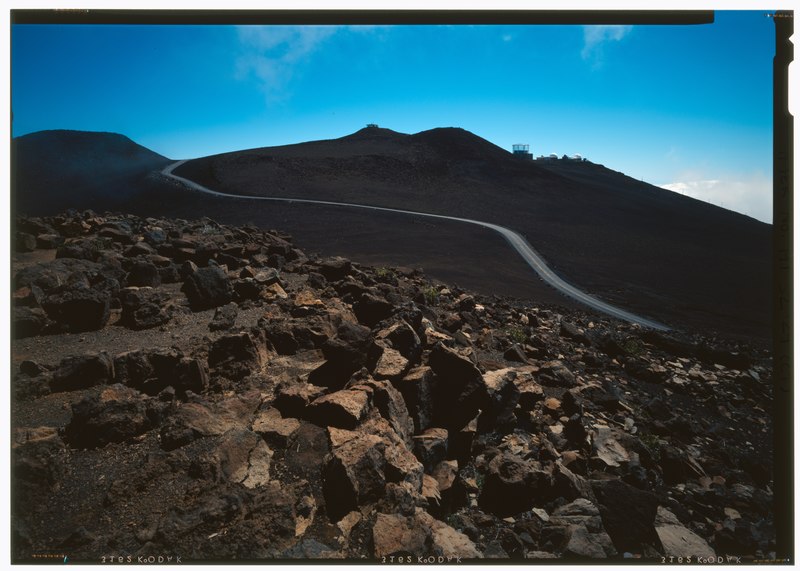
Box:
[11,211,776,563]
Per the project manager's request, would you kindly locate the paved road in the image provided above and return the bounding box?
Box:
[162,160,670,331]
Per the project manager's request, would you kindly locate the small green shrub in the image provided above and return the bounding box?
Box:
[639,432,661,460]
[375,266,395,279]
[622,337,644,357]
[423,285,439,306]
[506,325,527,344]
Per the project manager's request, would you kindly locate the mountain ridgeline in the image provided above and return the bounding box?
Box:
[12,127,772,340]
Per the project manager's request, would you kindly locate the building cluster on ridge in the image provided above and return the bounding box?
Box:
[513,143,586,162]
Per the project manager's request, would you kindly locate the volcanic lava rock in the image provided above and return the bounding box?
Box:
[479,368,521,432]
[307,389,370,429]
[412,428,449,474]
[353,293,394,328]
[478,452,536,517]
[181,261,234,310]
[119,287,171,330]
[64,384,163,449]
[208,331,269,380]
[125,260,161,288]
[209,302,238,331]
[42,285,112,332]
[591,479,661,554]
[322,433,386,522]
[397,366,436,433]
[13,427,66,508]
[428,343,488,431]
[50,352,114,392]
[14,307,50,338]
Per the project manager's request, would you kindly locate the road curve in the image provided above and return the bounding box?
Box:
[162,160,670,331]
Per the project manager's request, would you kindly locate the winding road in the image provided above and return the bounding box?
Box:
[162,160,670,331]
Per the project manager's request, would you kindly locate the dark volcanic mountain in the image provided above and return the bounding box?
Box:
[12,130,172,216]
[174,126,772,341]
[12,126,772,341]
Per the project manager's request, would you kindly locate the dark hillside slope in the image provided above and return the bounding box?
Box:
[13,130,172,216]
[175,127,772,340]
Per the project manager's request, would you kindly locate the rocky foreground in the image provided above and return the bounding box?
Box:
[12,212,775,562]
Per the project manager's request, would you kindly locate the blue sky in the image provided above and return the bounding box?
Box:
[11,12,775,222]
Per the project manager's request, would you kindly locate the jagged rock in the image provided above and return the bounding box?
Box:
[16,231,37,252]
[262,320,300,355]
[14,307,50,338]
[50,352,114,392]
[281,538,339,559]
[549,499,617,558]
[181,262,234,310]
[416,511,482,559]
[323,434,386,522]
[355,378,414,445]
[42,285,111,332]
[384,444,425,492]
[375,320,422,364]
[480,368,521,431]
[208,331,269,380]
[428,343,488,431]
[191,429,272,488]
[538,360,577,387]
[431,460,462,514]
[317,256,352,281]
[504,344,528,363]
[209,302,238,331]
[273,381,327,419]
[119,287,171,330]
[313,322,379,388]
[160,391,261,450]
[397,366,436,433]
[353,293,394,327]
[156,482,297,555]
[35,233,63,249]
[252,407,301,447]
[307,389,370,429]
[13,427,66,507]
[125,260,161,288]
[514,371,544,410]
[412,428,449,473]
[592,426,630,468]
[559,320,591,346]
[64,384,162,449]
[372,513,430,558]
[479,452,537,516]
[373,346,410,382]
[591,479,660,554]
[654,506,715,559]
[114,349,207,397]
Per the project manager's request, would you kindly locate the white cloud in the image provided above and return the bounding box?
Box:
[581,25,632,63]
[659,172,773,223]
[235,25,341,102]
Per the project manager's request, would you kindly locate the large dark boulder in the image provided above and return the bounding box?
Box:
[125,260,161,288]
[208,331,268,380]
[428,343,488,432]
[478,452,536,516]
[50,352,114,393]
[181,262,234,310]
[591,479,661,553]
[119,287,171,330]
[353,293,394,328]
[311,322,379,389]
[322,434,387,522]
[42,286,111,332]
[13,307,50,338]
[64,384,163,449]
